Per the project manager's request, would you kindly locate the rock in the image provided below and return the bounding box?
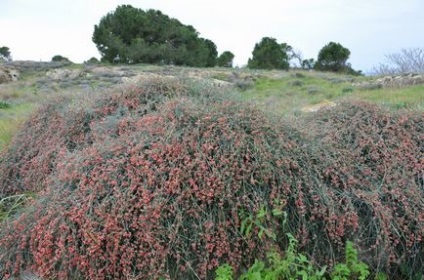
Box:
[45,69,81,80]
[121,73,234,90]
[0,65,20,83]
[4,61,72,73]
[90,66,130,77]
[121,73,167,85]
[301,100,337,113]
[353,73,424,89]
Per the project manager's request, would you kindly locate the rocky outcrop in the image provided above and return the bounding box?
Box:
[0,65,19,84]
[121,73,233,88]
[354,73,424,89]
[4,61,71,72]
[45,69,84,80]
[90,66,134,77]
[374,73,424,87]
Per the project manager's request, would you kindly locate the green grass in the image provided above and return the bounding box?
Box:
[241,71,356,114]
[353,84,424,110]
[0,192,36,223]
[241,70,423,114]
[0,103,34,150]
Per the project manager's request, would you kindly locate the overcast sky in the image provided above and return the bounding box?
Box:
[1,0,423,73]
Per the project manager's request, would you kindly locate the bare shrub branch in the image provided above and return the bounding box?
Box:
[372,48,424,75]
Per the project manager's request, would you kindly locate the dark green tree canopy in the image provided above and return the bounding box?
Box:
[0,46,12,61]
[202,39,218,67]
[51,55,71,63]
[247,37,291,70]
[217,51,235,67]
[315,42,351,72]
[302,58,315,70]
[92,5,217,67]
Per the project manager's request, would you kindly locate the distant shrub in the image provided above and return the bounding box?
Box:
[217,51,235,68]
[234,79,254,91]
[371,48,424,75]
[0,46,12,62]
[0,101,11,109]
[314,42,361,75]
[290,80,304,87]
[307,86,322,94]
[294,72,306,78]
[85,57,100,64]
[248,37,291,70]
[342,87,354,93]
[51,55,71,63]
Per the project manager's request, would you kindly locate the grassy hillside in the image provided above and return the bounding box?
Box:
[0,63,423,279]
[241,71,424,113]
[1,64,422,150]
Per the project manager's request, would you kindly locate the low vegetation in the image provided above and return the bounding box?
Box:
[215,236,374,280]
[0,69,422,279]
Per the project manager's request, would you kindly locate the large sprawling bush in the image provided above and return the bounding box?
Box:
[0,77,423,279]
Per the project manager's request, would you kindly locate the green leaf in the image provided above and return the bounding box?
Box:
[271,208,283,216]
[258,228,264,239]
[297,253,308,264]
[257,206,267,219]
[240,218,248,235]
[297,270,308,280]
[246,222,253,236]
[215,263,234,280]
[317,265,327,276]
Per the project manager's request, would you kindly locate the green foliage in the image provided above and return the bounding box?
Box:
[0,103,33,151]
[85,57,100,64]
[203,38,218,67]
[248,37,291,70]
[215,263,234,280]
[240,206,276,240]
[92,5,217,66]
[216,233,327,280]
[51,55,71,63]
[215,238,388,280]
[331,241,370,280]
[302,58,315,70]
[0,46,12,61]
[0,101,11,109]
[315,42,357,74]
[374,272,388,280]
[0,193,34,223]
[217,51,235,67]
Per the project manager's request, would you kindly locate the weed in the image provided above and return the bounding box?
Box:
[342,87,354,93]
[331,241,370,280]
[307,86,322,94]
[290,80,304,87]
[0,101,11,109]
[215,237,389,279]
[240,206,276,241]
[0,193,35,223]
[215,263,234,280]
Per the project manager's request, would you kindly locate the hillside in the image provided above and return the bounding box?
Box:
[1,62,423,151]
[0,62,423,279]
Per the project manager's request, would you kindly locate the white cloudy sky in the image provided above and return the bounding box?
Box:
[1,0,423,73]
